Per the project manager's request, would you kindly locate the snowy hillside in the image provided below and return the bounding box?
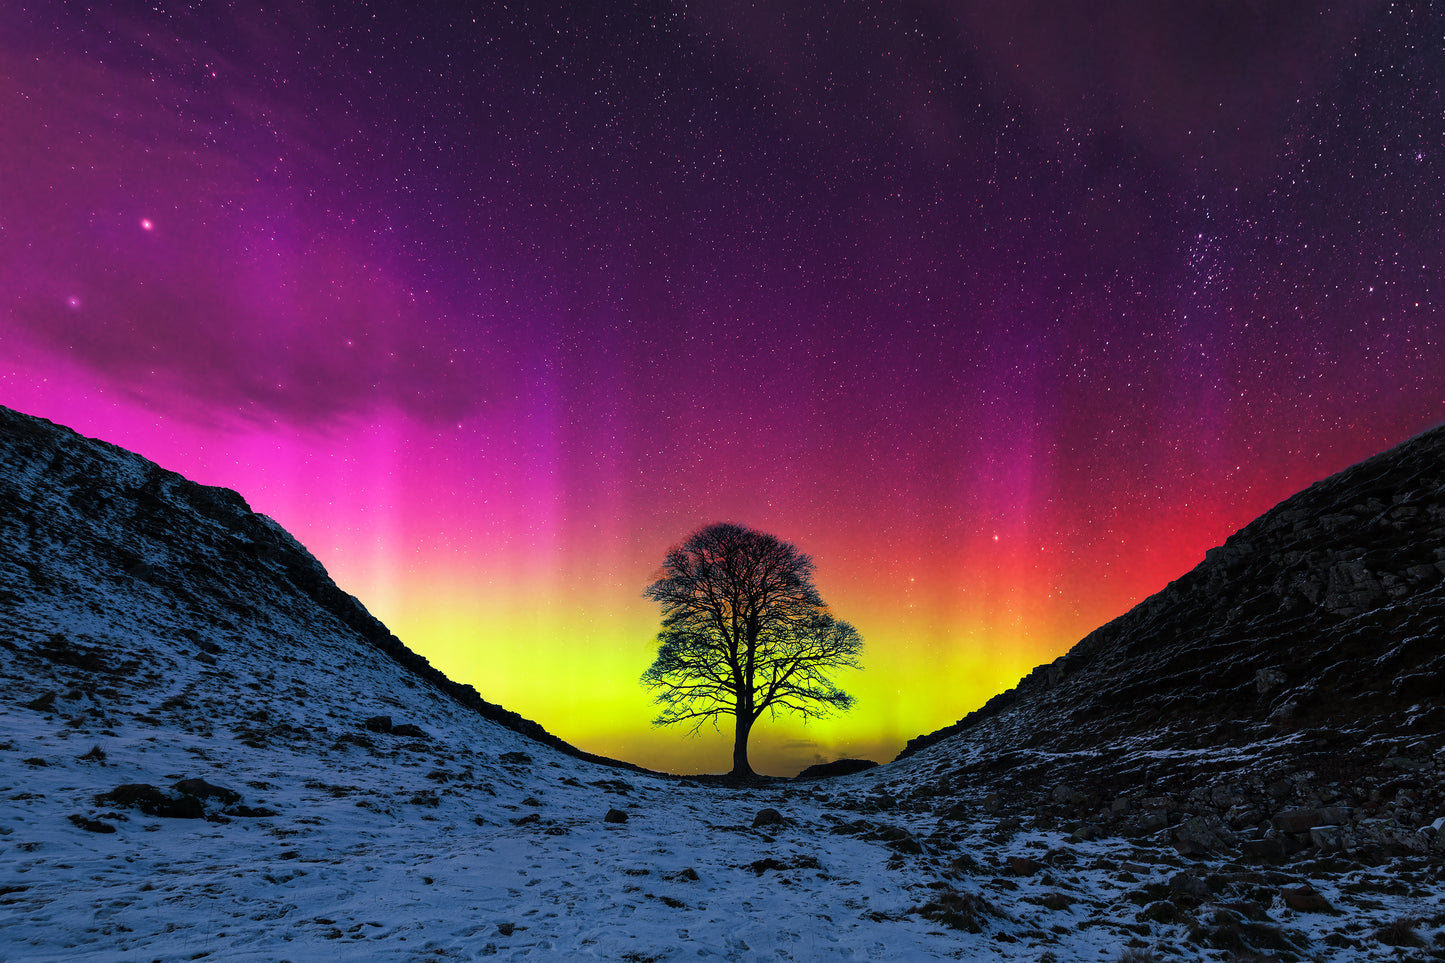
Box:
[3,405,1444,961]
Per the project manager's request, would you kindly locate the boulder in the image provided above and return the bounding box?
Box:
[604,808,628,824]
[793,758,879,780]
[1174,815,1235,856]
[939,801,971,821]
[1255,667,1287,695]
[173,778,241,804]
[23,691,57,712]
[1008,856,1042,876]
[1280,884,1335,913]
[1169,871,1210,901]
[1239,838,1288,863]
[1271,807,1350,834]
[752,808,786,829]
[363,715,392,734]
[1040,892,1073,911]
[96,783,204,819]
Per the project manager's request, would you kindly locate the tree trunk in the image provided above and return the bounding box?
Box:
[730,712,755,778]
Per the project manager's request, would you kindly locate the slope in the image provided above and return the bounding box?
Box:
[893,420,1445,855]
[3,405,1443,962]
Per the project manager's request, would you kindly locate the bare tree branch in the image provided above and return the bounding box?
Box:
[641,523,863,776]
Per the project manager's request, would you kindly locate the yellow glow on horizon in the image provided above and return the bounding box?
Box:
[371,566,1064,776]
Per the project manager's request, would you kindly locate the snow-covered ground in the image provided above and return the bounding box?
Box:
[5,584,1443,962]
[2,408,1442,962]
[0,578,1156,962]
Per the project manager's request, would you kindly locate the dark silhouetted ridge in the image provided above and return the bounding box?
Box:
[0,405,645,773]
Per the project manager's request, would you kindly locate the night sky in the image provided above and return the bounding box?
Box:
[3,2,1442,775]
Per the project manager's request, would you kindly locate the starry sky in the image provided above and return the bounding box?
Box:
[3,2,1443,775]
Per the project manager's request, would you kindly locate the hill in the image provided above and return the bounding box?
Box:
[894,421,1445,832]
[2,405,1442,961]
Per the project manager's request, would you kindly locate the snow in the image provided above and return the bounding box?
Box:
[6,584,1442,962]
[2,411,1442,962]
[2,581,1145,961]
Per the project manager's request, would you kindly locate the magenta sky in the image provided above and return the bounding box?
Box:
[3,2,1442,774]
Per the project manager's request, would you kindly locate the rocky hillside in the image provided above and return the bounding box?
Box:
[3,404,1443,961]
[893,420,1445,864]
[0,406,635,771]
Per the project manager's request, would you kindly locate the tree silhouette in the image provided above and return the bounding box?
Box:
[641,522,863,777]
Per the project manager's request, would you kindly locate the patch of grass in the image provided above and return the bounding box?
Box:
[910,885,1002,933]
[1117,950,1163,963]
[1188,907,1311,961]
[1376,918,1424,948]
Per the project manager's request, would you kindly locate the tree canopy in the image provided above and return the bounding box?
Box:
[641,522,862,777]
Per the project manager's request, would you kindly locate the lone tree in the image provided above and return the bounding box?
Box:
[641,522,863,778]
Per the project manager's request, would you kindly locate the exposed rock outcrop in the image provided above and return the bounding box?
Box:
[895,420,1445,863]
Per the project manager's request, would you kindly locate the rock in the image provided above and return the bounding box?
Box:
[747,857,789,874]
[1040,892,1072,911]
[227,805,278,817]
[1355,818,1431,855]
[1268,701,1300,724]
[604,808,628,824]
[1309,825,1345,851]
[1271,806,1350,834]
[879,826,923,854]
[23,691,57,712]
[662,867,699,882]
[1050,785,1087,807]
[390,723,427,739]
[334,732,374,749]
[1140,900,1184,924]
[1280,884,1334,913]
[939,801,971,820]
[1239,838,1288,863]
[867,791,897,811]
[173,778,241,804]
[1173,815,1235,856]
[1134,809,1170,833]
[1008,856,1042,876]
[1224,804,1264,829]
[752,808,785,829]
[1255,667,1287,695]
[510,813,540,826]
[96,783,204,819]
[981,793,1004,814]
[1169,871,1209,901]
[499,751,532,765]
[363,715,392,734]
[793,758,879,780]
[68,814,116,833]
